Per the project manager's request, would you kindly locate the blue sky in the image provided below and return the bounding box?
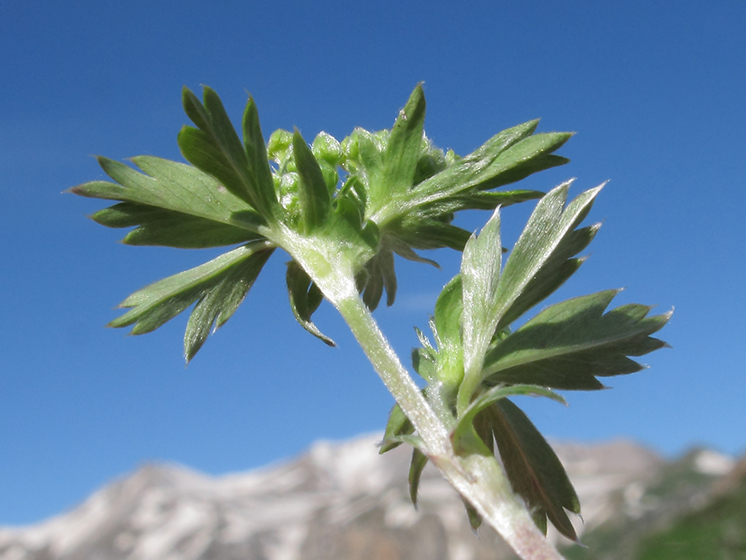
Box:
[1,0,744,526]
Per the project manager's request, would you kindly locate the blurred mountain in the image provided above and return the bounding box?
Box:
[0,435,739,560]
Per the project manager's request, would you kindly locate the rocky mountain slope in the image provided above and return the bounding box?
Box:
[0,435,737,560]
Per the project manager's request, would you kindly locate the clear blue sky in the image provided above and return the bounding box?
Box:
[1,0,744,526]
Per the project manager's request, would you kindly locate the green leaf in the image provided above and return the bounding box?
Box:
[483,289,672,390]
[462,497,483,532]
[430,275,464,388]
[360,248,397,310]
[380,402,413,454]
[488,398,581,542]
[375,84,426,202]
[292,129,332,232]
[179,87,276,217]
[393,219,472,251]
[461,207,503,380]
[453,384,566,445]
[242,96,279,215]
[456,183,602,410]
[496,222,601,331]
[75,156,260,222]
[409,447,429,507]
[411,345,437,383]
[108,242,274,361]
[440,188,545,213]
[184,248,273,362]
[91,202,262,248]
[285,260,334,346]
[71,155,266,249]
[392,125,571,219]
[493,181,602,328]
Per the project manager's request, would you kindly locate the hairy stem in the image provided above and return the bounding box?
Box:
[334,294,566,560]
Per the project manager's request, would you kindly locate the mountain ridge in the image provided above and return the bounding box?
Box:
[0,435,736,560]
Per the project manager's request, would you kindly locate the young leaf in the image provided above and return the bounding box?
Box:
[108,242,274,352]
[488,398,581,542]
[360,248,397,310]
[461,207,503,380]
[483,289,671,390]
[285,260,334,346]
[431,275,464,388]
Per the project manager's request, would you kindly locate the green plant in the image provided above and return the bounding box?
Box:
[71,84,670,560]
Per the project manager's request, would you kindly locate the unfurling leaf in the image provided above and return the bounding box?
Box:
[461,206,503,379]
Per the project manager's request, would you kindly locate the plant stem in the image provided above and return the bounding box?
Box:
[335,296,448,452]
[334,294,566,560]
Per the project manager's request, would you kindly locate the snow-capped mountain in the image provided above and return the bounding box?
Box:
[0,435,734,560]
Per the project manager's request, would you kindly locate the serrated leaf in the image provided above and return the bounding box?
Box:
[109,242,273,348]
[483,289,671,390]
[286,260,334,346]
[184,248,273,362]
[488,398,581,542]
[91,202,262,248]
[496,223,601,331]
[71,156,265,248]
[444,188,545,212]
[179,86,276,217]
[492,182,602,328]
[292,129,332,232]
[461,207,503,379]
[394,126,571,218]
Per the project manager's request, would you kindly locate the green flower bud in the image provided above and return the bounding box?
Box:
[267,129,293,164]
[319,161,339,192]
[312,132,342,165]
[278,172,301,223]
[342,130,361,161]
